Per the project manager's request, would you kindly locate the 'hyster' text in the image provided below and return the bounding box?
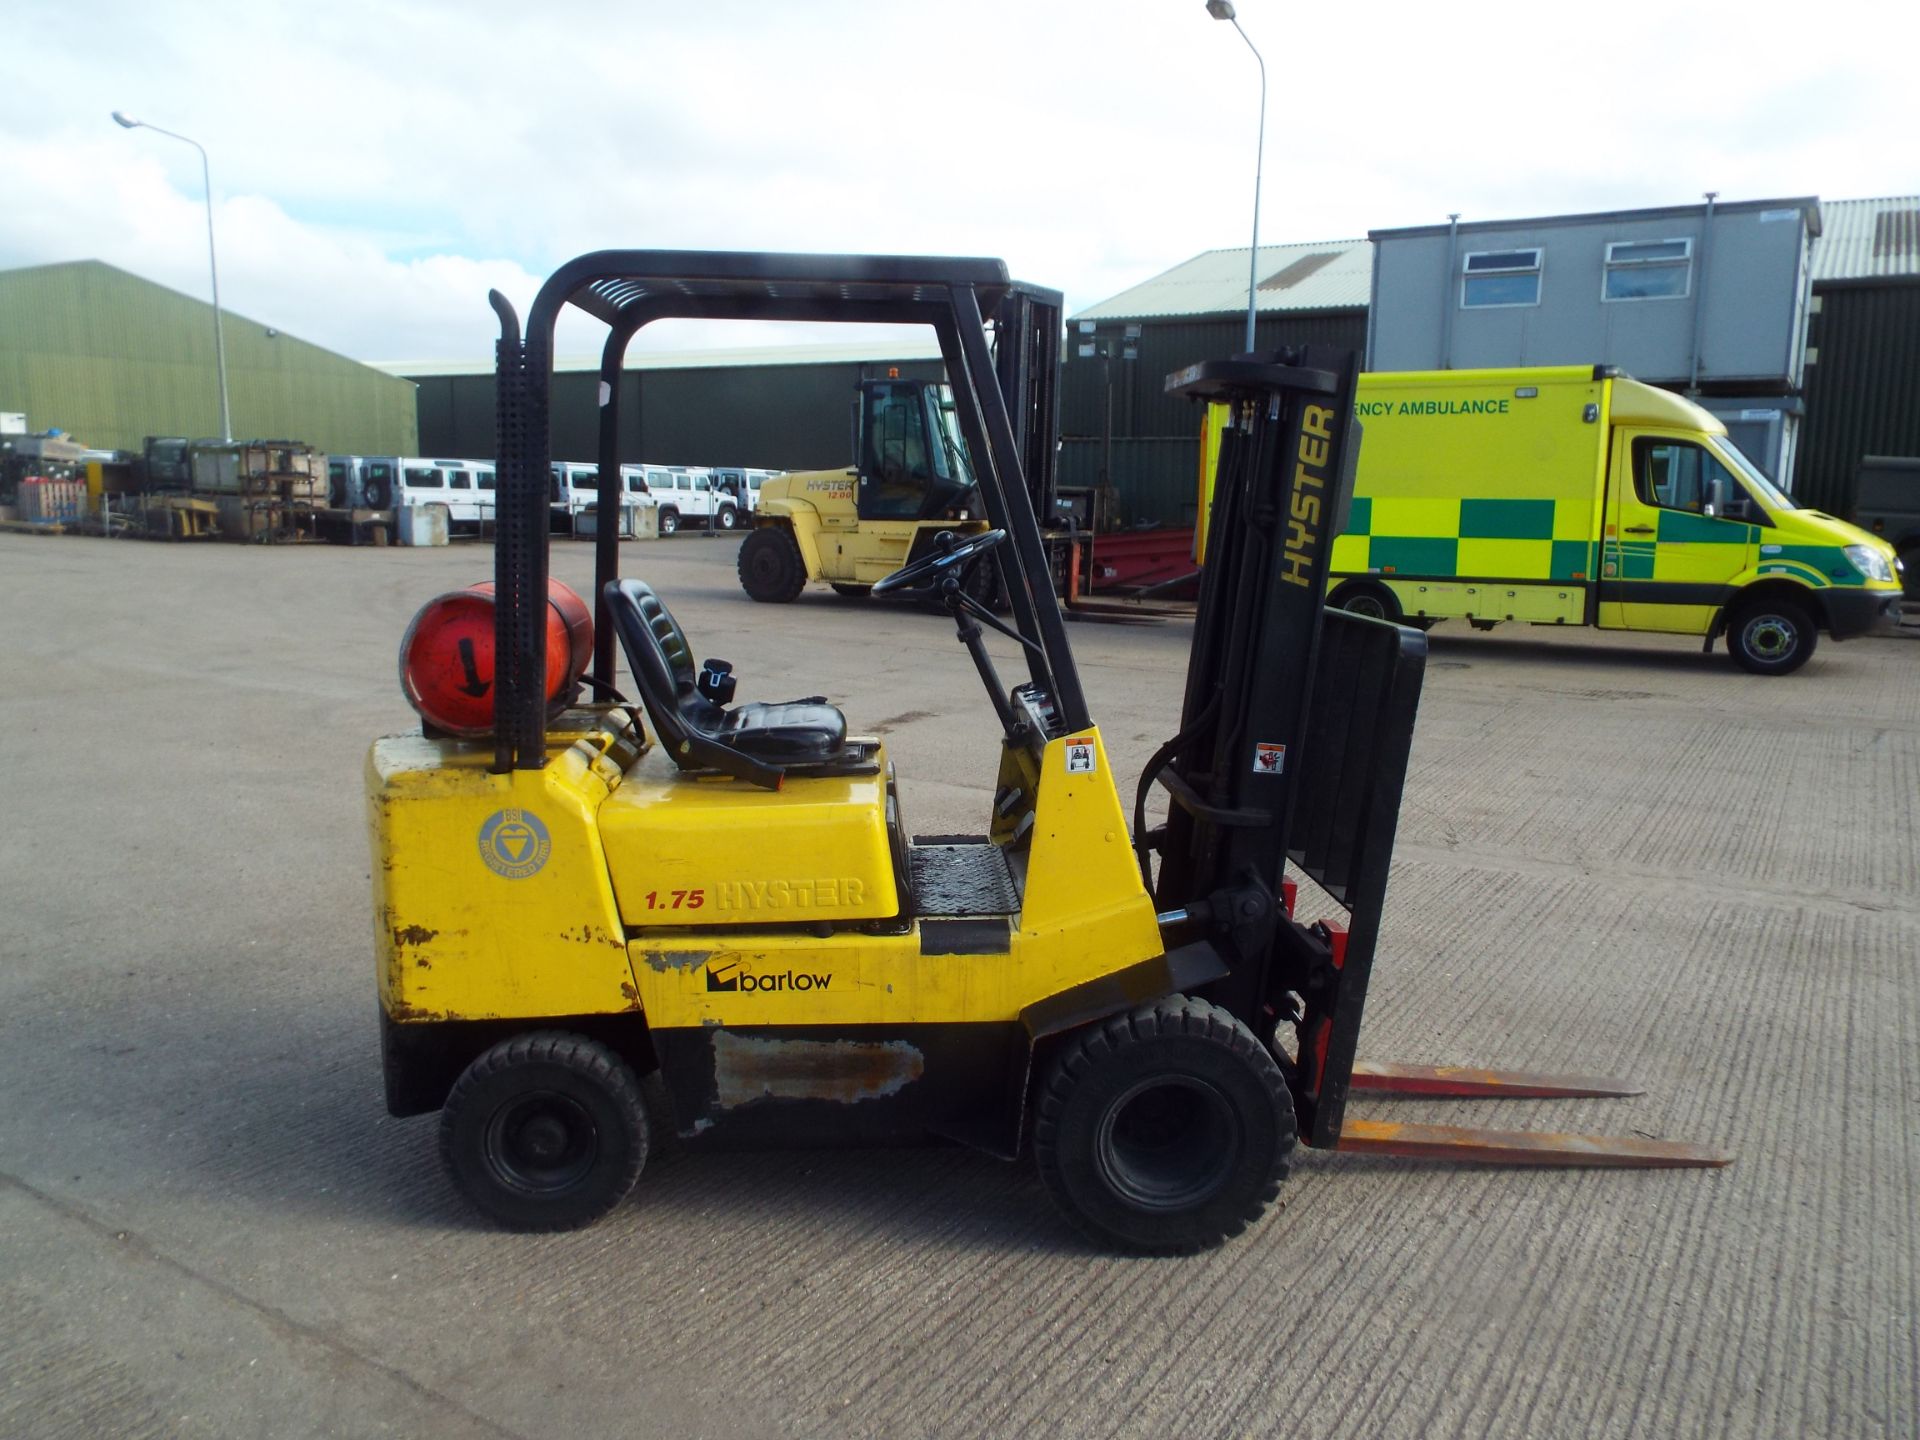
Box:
[715,877,868,911]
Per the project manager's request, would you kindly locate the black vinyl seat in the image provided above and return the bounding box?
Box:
[604,579,847,787]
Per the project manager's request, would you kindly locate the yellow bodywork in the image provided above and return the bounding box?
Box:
[754,469,989,588]
[370,708,1163,1031]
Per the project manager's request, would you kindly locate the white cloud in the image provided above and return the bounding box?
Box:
[3,0,1913,364]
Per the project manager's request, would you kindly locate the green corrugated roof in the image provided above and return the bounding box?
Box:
[0,260,417,455]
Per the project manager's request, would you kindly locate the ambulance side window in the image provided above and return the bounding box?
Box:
[1635,440,1716,513]
[1633,440,1766,525]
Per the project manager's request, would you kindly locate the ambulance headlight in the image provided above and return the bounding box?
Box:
[1844,544,1895,584]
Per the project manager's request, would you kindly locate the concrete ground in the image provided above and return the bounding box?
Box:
[0,528,1914,1440]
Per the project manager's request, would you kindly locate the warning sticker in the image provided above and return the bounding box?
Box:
[1252,742,1286,776]
[1064,737,1098,774]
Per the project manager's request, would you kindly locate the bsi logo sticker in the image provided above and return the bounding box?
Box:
[478,808,551,879]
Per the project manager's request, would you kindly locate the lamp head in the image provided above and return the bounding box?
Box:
[1205,1,1236,19]
[111,111,140,129]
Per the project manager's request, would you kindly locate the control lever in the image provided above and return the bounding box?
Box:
[696,658,737,706]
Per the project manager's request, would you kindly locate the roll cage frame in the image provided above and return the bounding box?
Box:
[487,251,1072,774]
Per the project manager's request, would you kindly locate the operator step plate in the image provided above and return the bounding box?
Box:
[909,840,1019,917]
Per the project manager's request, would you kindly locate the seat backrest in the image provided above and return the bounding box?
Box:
[604,579,781,789]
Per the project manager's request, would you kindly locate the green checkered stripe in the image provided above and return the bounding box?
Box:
[1342,497,1594,581]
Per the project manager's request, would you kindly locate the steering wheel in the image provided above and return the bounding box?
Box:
[871,528,1008,596]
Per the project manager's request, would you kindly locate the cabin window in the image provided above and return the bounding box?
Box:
[1604,239,1691,301]
[1461,248,1542,308]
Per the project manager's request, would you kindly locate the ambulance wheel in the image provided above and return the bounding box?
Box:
[440,1031,648,1232]
[1728,597,1816,676]
[1330,581,1400,624]
[1034,996,1294,1255]
[738,525,808,603]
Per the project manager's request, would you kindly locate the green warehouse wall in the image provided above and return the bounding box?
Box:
[0,260,417,456]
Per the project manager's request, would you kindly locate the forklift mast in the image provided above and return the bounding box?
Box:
[1143,349,1427,1148]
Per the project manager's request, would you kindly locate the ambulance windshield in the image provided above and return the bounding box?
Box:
[1716,439,1795,512]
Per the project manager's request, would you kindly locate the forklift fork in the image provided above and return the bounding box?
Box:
[1330,1061,1732,1168]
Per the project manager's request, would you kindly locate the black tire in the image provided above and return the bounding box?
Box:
[439,1031,648,1232]
[715,504,740,532]
[737,525,808,603]
[658,507,680,536]
[829,583,872,599]
[1329,580,1401,624]
[1034,996,1295,1255]
[1727,596,1817,676]
[962,555,1009,614]
[362,476,392,510]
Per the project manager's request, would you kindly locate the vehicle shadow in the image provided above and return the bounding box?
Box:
[1419,629,1728,676]
[154,1004,1098,1256]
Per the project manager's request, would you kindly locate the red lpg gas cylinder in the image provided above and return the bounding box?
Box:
[398,580,593,736]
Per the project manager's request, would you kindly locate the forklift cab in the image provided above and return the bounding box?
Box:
[854,378,976,522]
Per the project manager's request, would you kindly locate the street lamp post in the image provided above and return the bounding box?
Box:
[112,111,232,442]
[1204,1,1266,354]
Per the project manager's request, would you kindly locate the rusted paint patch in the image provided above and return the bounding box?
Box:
[711,1031,924,1110]
[639,949,714,973]
[619,981,641,1007]
[560,923,624,948]
[391,923,438,948]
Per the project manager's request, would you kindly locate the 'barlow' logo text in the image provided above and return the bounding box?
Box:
[706,963,833,993]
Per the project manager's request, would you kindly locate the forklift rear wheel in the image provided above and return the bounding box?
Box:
[738,526,808,603]
[830,583,872,599]
[1728,597,1816,676]
[1034,996,1294,1255]
[439,1031,649,1232]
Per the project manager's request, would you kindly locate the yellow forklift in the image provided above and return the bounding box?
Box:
[737,282,1060,608]
[369,251,1727,1253]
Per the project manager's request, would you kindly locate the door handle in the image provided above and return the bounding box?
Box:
[1624,525,1656,534]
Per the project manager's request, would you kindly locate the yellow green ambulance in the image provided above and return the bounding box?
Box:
[1324,366,1904,674]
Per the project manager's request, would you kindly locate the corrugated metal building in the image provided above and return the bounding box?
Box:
[0,260,417,456]
[1796,196,1920,517]
[388,341,946,472]
[1062,240,1370,527]
[1071,196,1920,526]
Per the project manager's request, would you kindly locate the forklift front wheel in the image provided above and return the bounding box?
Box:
[1034,996,1294,1255]
[439,1031,649,1232]
[738,525,809,603]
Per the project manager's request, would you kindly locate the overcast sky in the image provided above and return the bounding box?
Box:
[4,0,1913,365]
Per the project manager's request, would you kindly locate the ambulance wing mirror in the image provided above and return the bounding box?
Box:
[1703,473,1727,518]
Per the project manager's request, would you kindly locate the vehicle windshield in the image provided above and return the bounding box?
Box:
[1713,437,1794,512]
[933,386,975,489]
